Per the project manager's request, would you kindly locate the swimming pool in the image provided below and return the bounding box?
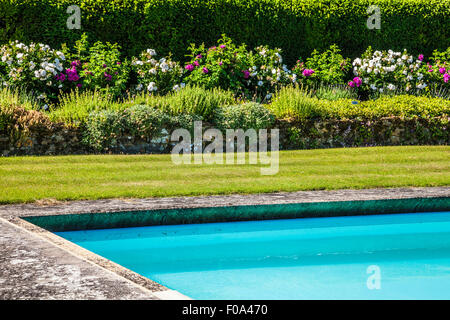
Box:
[57,211,450,299]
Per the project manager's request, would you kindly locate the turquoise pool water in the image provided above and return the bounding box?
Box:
[57,211,450,299]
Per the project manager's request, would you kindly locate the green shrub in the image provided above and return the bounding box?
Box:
[82,110,124,151]
[293,45,351,86]
[82,104,200,151]
[48,90,129,124]
[313,85,357,101]
[213,102,275,131]
[1,0,448,66]
[270,86,328,119]
[183,35,251,93]
[152,85,235,121]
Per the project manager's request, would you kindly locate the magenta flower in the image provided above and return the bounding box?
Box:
[193,60,199,66]
[202,67,209,74]
[439,67,446,74]
[302,69,315,77]
[353,77,362,87]
[116,62,121,65]
[66,67,80,82]
[219,45,226,49]
[104,72,112,81]
[76,83,82,88]
[242,70,250,79]
[196,54,203,59]
[418,54,424,61]
[444,73,450,83]
[218,61,223,66]
[56,73,66,82]
[102,64,107,68]
[70,60,81,68]
[348,80,355,88]
[185,64,194,71]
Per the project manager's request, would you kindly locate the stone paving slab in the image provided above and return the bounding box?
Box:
[0,187,449,300]
[0,219,157,300]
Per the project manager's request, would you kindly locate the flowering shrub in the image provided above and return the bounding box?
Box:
[351,47,426,94]
[0,40,68,107]
[183,36,292,101]
[60,34,129,99]
[183,35,251,94]
[131,49,183,95]
[291,59,316,87]
[245,46,291,101]
[78,42,129,98]
[423,48,450,89]
[293,45,350,87]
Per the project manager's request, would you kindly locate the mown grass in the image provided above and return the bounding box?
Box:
[0,146,449,204]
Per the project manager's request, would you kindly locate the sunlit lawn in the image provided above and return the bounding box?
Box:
[0,146,449,204]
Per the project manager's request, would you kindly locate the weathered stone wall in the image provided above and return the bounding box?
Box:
[278,116,450,150]
[1,110,449,156]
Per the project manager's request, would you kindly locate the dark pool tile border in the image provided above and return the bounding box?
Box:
[21,196,450,232]
[1,187,449,220]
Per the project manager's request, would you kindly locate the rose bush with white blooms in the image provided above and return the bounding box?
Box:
[350,47,429,94]
[0,40,68,107]
[131,49,184,95]
[245,45,292,101]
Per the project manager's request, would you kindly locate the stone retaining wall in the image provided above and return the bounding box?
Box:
[1,107,448,156]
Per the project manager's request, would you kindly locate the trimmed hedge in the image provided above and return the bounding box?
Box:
[1,0,449,65]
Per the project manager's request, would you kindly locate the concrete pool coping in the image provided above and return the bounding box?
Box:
[1,187,449,300]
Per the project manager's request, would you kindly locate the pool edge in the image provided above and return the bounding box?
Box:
[1,216,192,300]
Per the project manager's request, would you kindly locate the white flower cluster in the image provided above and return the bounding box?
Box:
[249,46,291,99]
[0,41,67,100]
[352,49,426,92]
[132,49,183,94]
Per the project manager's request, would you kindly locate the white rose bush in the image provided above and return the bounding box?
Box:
[351,47,427,96]
[245,45,292,101]
[0,40,68,106]
[131,49,184,95]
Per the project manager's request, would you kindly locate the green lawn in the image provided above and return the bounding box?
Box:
[0,146,449,204]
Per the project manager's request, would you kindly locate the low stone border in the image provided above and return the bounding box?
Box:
[1,187,449,299]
